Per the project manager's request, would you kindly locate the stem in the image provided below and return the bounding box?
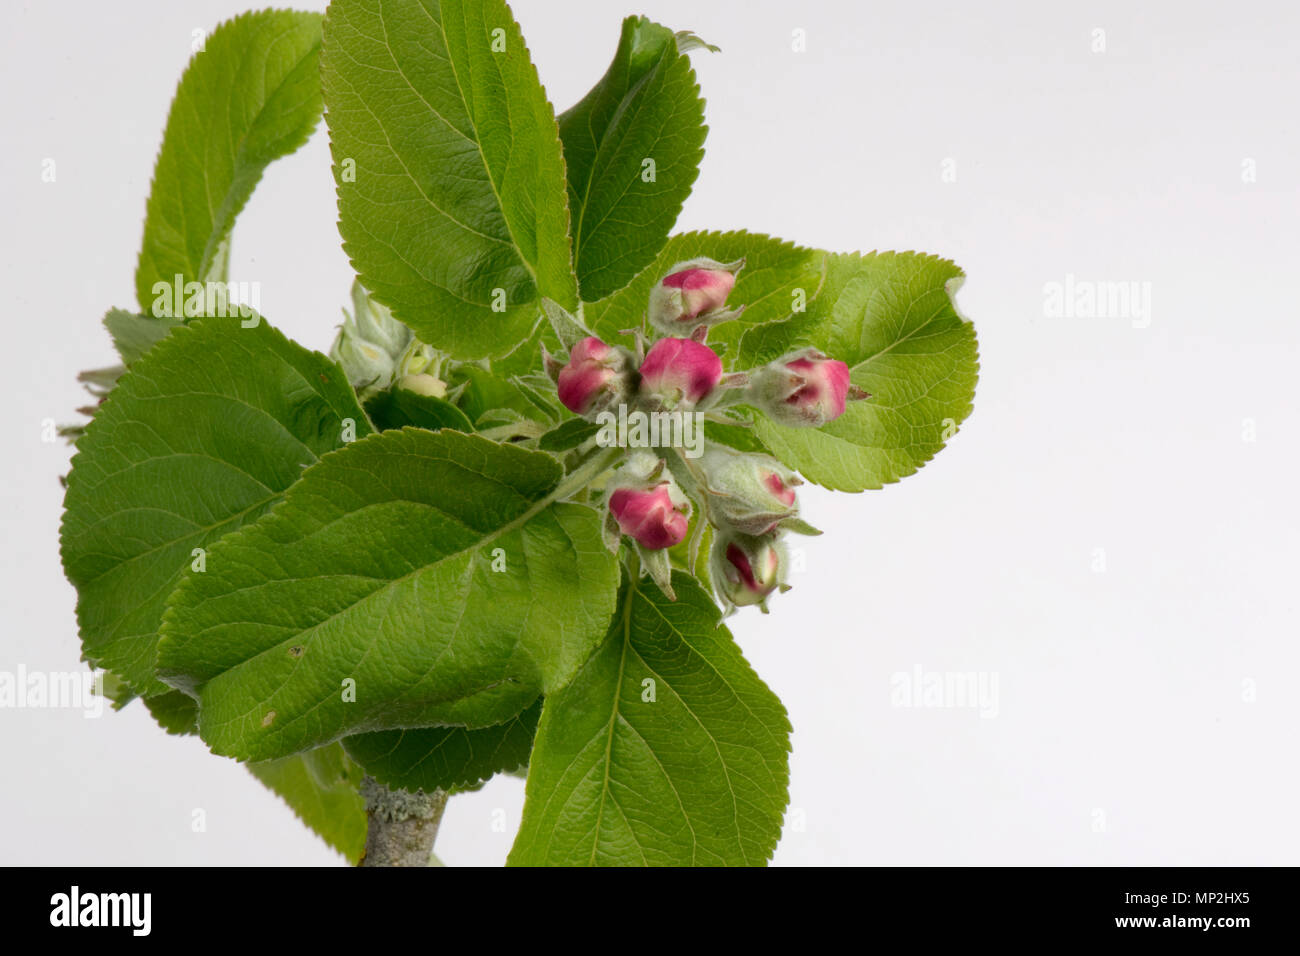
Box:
[553,445,623,500]
[358,776,448,867]
[478,420,546,442]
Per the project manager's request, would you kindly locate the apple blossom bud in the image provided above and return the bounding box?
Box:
[331,282,415,395]
[710,532,788,612]
[350,280,412,358]
[394,339,451,399]
[332,333,397,393]
[699,447,803,536]
[557,336,632,419]
[748,349,860,427]
[605,455,691,551]
[637,337,723,409]
[647,257,745,334]
[397,372,447,398]
[608,484,689,550]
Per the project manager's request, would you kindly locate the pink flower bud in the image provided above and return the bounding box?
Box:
[699,447,803,536]
[710,533,788,611]
[764,471,797,507]
[638,337,723,409]
[608,483,690,551]
[749,349,855,427]
[647,257,745,334]
[556,337,631,418]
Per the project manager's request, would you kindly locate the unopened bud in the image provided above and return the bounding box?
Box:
[557,337,634,419]
[331,281,415,395]
[604,454,691,551]
[699,447,803,536]
[647,257,745,335]
[748,348,862,427]
[397,372,447,398]
[710,532,789,612]
[350,281,412,357]
[637,337,723,409]
[332,333,397,392]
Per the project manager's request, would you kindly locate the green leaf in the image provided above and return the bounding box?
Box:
[247,743,367,863]
[59,318,371,696]
[98,672,137,711]
[749,253,979,491]
[134,10,325,311]
[538,418,600,452]
[364,387,474,433]
[157,429,620,761]
[560,17,708,301]
[509,572,791,866]
[343,699,540,795]
[447,365,557,425]
[589,238,979,490]
[488,322,552,378]
[103,309,182,365]
[143,690,198,736]
[703,418,771,455]
[585,230,823,361]
[734,249,913,365]
[321,0,577,359]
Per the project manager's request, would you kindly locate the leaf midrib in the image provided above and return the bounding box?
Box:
[571,46,667,262]
[408,0,542,293]
[198,31,323,277]
[173,452,573,705]
[587,574,635,865]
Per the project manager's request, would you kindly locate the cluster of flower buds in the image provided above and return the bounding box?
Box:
[395,340,449,398]
[331,281,411,394]
[699,444,812,613]
[331,281,449,399]
[546,256,869,612]
[549,332,733,421]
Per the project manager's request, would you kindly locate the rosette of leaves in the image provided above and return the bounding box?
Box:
[59,0,978,867]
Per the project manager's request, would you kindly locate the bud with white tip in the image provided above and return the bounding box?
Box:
[397,372,447,397]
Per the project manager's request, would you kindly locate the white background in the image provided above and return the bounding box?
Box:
[2,0,1297,865]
